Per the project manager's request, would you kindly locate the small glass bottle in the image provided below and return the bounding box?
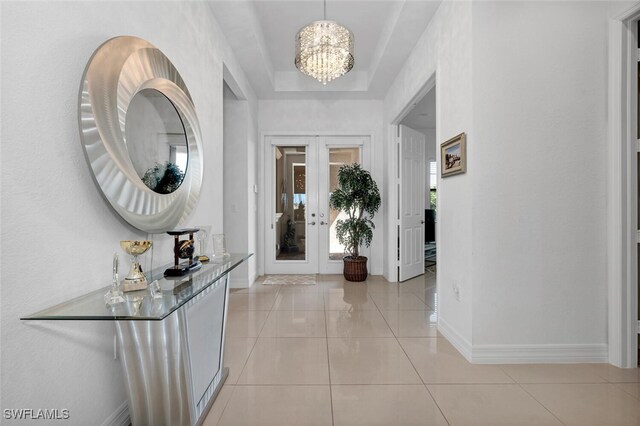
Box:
[105,253,125,305]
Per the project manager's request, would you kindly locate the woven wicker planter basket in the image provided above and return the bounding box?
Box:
[343,256,368,282]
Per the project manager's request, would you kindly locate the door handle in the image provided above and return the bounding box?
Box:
[320,221,327,225]
[420,220,425,224]
[308,221,316,225]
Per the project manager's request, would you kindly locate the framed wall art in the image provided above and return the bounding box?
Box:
[441,133,466,177]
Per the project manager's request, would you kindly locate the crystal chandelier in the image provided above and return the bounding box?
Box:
[295,0,354,85]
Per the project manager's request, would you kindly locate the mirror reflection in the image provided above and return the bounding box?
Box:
[125,89,188,194]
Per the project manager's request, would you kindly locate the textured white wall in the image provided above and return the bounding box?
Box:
[0,1,255,423]
[258,100,385,275]
[224,94,257,287]
[384,1,474,347]
[469,1,626,348]
[386,0,635,360]
[423,128,437,209]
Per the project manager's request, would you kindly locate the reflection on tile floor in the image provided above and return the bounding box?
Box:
[208,272,640,425]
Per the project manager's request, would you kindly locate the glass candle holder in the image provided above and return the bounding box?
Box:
[212,234,228,258]
[195,225,211,257]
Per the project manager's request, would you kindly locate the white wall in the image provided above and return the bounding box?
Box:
[1,1,256,423]
[469,1,628,356]
[424,129,437,209]
[385,0,635,362]
[383,1,474,351]
[247,104,259,285]
[258,100,385,275]
[223,88,258,287]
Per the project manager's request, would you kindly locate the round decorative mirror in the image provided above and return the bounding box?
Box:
[125,89,189,194]
[78,36,203,233]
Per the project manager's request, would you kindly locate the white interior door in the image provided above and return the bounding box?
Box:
[265,136,318,274]
[399,125,425,281]
[264,135,368,275]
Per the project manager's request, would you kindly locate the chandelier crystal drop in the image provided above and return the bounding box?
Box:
[295,20,354,85]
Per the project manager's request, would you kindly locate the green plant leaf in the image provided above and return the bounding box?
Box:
[329,164,381,258]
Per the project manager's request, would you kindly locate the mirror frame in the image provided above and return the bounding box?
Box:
[78,36,203,233]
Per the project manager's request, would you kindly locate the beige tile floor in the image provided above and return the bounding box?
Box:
[204,272,640,426]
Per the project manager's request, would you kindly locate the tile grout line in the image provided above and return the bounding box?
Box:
[422,385,452,426]
[238,282,333,423]
[216,283,281,425]
[513,379,567,426]
[584,364,618,384]
[612,382,640,400]
[372,283,451,426]
[377,292,452,426]
[232,286,280,384]
[585,364,640,386]
[324,299,335,426]
[216,282,280,426]
[231,383,335,386]
[213,385,236,426]
[230,337,260,384]
[413,381,613,386]
[498,367,567,425]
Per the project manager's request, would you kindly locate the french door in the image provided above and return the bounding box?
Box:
[264,135,367,274]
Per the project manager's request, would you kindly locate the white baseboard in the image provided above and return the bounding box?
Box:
[101,401,129,426]
[438,318,608,364]
[437,317,473,362]
[471,343,609,364]
[230,279,250,289]
[229,274,258,289]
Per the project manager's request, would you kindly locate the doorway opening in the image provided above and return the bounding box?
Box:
[394,81,437,282]
[263,135,368,275]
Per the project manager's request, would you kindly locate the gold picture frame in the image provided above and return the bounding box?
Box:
[441,133,466,177]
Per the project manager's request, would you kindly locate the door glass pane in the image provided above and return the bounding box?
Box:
[275,146,307,261]
[327,147,361,261]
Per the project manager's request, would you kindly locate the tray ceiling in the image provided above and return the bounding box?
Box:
[209,1,442,99]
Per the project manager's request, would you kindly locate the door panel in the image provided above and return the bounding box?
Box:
[318,138,364,274]
[399,125,425,281]
[266,137,317,274]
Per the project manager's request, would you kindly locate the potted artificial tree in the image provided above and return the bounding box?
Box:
[329,163,381,281]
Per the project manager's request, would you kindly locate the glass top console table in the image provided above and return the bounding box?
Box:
[22,253,253,426]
